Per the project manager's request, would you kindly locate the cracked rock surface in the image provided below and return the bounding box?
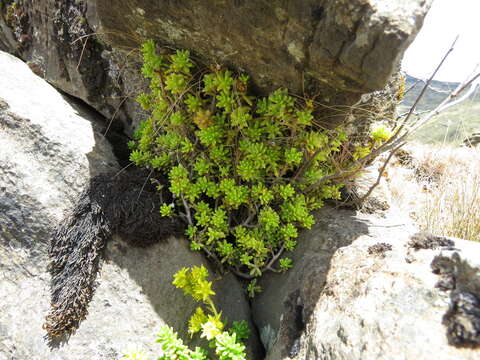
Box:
[1,0,432,135]
[252,208,480,359]
[94,0,431,102]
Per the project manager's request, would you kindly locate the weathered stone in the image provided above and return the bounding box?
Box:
[252,206,480,359]
[0,0,139,135]
[0,234,256,359]
[93,0,431,97]
[252,206,378,356]
[0,50,119,245]
[0,51,261,359]
[0,0,432,135]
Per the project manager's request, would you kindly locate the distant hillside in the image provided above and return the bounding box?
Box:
[400,75,480,145]
[401,75,461,110]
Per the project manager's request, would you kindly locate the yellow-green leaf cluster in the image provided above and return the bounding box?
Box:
[130,40,385,283]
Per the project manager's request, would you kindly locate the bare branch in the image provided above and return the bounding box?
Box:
[181,196,193,226]
[337,142,404,208]
[230,245,287,280]
[262,245,286,273]
[397,109,430,119]
[425,84,454,94]
[404,77,422,96]
[394,36,459,137]
[336,41,480,209]
[410,71,480,133]
[231,268,254,280]
[201,246,224,272]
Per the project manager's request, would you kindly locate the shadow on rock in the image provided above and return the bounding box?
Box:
[104,223,264,359]
[44,169,184,345]
[431,251,480,348]
[251,206,370,356]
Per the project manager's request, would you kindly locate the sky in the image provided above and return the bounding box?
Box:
[402,0,480,82]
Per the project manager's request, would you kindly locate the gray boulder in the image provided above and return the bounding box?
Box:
[0,50,118,245]
[252,207,480,359]
[0,51,260,359]
[92,0,431,97]
[0,0,432,134]
[0,0,137,134]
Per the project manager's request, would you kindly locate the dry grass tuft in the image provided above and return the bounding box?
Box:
[387,143,480,242]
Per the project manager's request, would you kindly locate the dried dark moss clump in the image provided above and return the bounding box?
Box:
[443,291,480,348]
[367,242,393,258]
[44,169,184,344]
[431,255,457,291]
[408,232,455,251]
